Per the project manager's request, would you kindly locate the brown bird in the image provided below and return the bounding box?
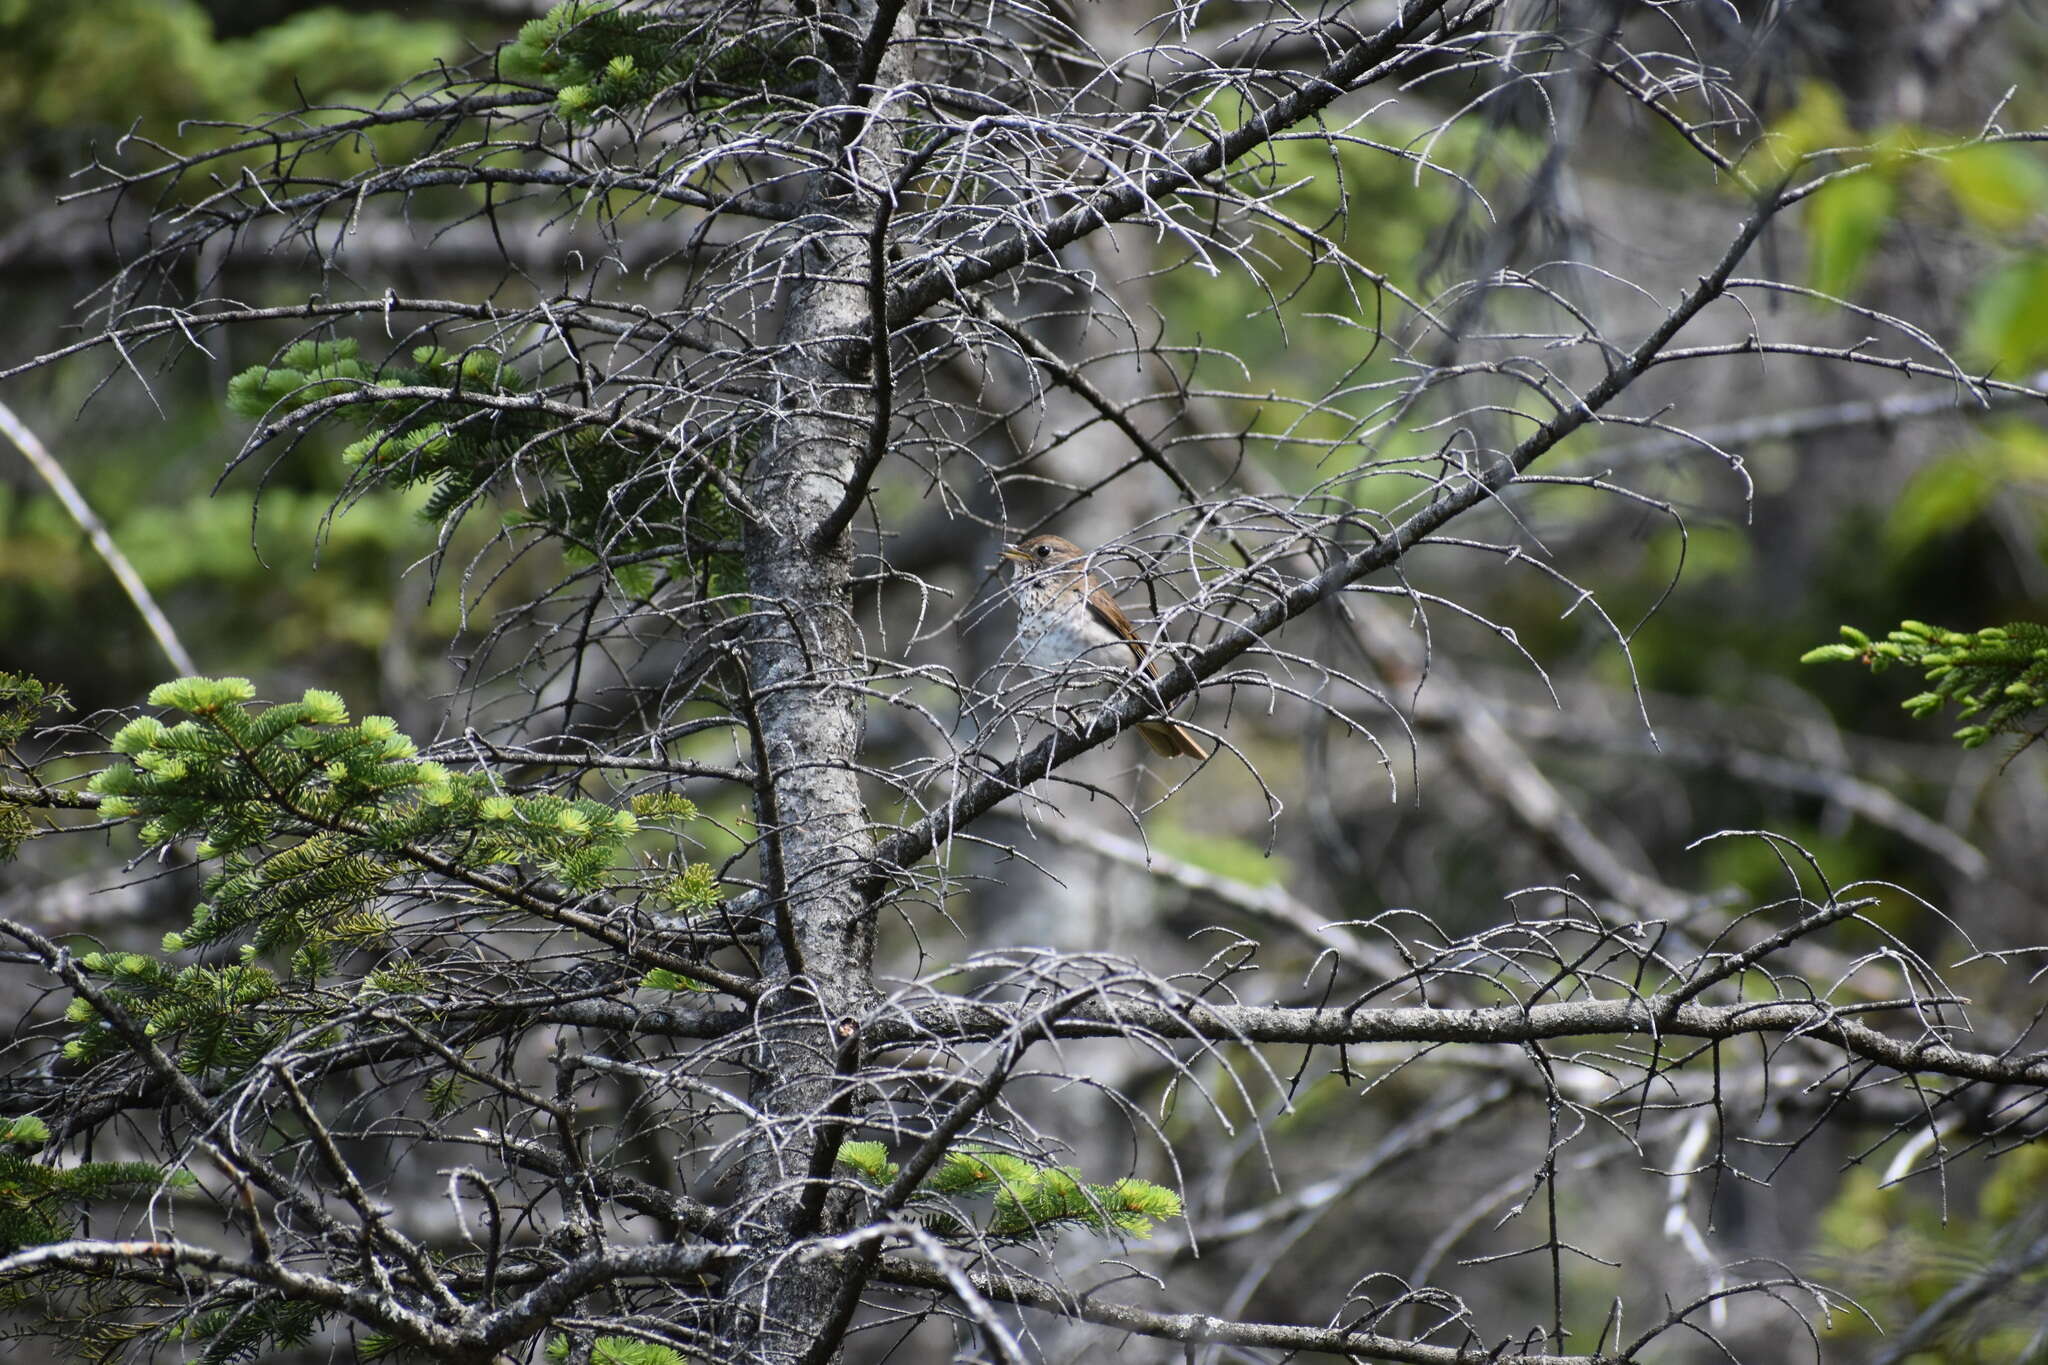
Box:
[998,534,1209,759]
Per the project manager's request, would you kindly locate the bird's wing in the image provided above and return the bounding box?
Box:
[1084,586,1155,675]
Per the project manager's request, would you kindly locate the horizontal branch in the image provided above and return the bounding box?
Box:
[154,163,794,252]
[0,966,736,1141]
[0,295,702,387]
[0,1234,457,1351]
[1578,370,2048,470]
[473,1243,735,1349]
[0,782,101,811]
[535,981,2048,1093]
[871,1253,1598,1364]
[867,993,2048,1090]
[434,737,755,785]
[2,207,741,277]
[62,89,552,200]
[0,1235,733,1358]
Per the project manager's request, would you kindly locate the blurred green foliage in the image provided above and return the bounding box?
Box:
[1965,254,2048,372]
[0,3,478,710]
[1150,822,1291,888]
[0,390,483,706]
[1806,173,1897,300]
[1153,115,1541,462]
[1767,83,2048,371]
[1816,1143,2048,1361]
[225,336,749,599]
[0,2,458,138]
[1885,419,2048,556]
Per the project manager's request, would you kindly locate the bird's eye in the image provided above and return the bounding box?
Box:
[1034,544,1050,558]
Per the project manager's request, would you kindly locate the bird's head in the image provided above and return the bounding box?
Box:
[999,534,1084,569]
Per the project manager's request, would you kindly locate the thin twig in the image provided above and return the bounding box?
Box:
[0,398,196,675]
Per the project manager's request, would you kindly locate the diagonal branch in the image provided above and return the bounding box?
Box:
[0,399,196,675]
[866,189,1786,888]
[884,0,1499,327]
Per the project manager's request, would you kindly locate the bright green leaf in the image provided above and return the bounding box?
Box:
[1937,144,2048,231]
[1965,252,2048,371]
[1806,173,1893,299]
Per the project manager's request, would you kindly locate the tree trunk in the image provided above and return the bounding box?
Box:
[722,1,918,1358]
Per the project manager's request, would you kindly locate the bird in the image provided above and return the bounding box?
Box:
[997,533,1209,759]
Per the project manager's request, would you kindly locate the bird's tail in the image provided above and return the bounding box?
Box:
[1137,719,1209,760]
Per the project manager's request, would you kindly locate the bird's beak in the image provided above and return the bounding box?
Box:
[997,545,1031,565]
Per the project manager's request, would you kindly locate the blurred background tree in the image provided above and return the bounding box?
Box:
[1,1,2047,1362]
[0,1,484,720]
